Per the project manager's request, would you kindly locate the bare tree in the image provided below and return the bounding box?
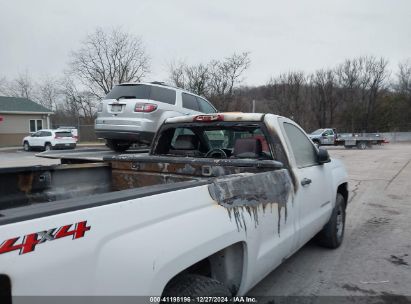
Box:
[60,76,97,121]
[362,57,389,131]
[0,72,36,99]
[184,63,210,96]
[208,52,251,97]
[396,59,411,96]
[268,71,308,126]
[309,69,337,127]
[168,61,210,96]
[167,52,250,110]
[168,60,186,89]
[70,27,150,97]
[36,77,60,110]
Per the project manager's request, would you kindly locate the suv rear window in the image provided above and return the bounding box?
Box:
[55,131,72,137]
[105,84,150,100]
[105,84,176,105]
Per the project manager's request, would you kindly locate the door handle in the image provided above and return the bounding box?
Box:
[301,178,312,186]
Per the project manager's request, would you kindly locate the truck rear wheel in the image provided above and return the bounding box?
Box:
[163,274,231,299]
[316,193,346,249]
[105,139,131,152]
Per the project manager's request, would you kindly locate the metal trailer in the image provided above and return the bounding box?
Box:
[335,134,387,149]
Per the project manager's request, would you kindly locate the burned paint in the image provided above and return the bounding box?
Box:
[108,156,283,179]
[111,170,196,190]
[208,169,293,234]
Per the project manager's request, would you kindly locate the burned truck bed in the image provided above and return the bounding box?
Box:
[0,155,284,225]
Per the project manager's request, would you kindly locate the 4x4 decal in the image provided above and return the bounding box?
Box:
[0,221,91,255]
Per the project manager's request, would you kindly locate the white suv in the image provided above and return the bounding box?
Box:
[22,129,77,151]
[95,82,217,152]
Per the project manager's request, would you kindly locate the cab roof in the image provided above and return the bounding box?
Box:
[165,113,267,124]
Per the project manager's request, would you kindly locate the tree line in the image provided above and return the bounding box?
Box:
[0,27,410,133]
[170,56,411,133]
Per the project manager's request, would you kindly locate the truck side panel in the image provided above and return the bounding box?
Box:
[0,174,295,296]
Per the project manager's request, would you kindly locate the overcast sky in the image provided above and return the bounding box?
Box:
[1,0,410,86]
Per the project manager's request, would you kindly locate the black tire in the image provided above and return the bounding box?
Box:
[105,139,131,152]
[44,143,52,151]
[316,193,346,249]
[163,274,231,299]
[23,141,31,151]
[356,141,367,150]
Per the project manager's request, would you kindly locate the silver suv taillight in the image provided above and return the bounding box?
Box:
[134,103,158,113]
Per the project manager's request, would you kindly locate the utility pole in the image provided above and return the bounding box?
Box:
[252,99,256,113]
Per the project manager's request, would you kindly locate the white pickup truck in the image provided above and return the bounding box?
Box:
[0,113,348,301]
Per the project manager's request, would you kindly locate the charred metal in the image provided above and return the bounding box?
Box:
[208,170,293,233]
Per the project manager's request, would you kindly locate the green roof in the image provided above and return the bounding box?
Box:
[0,96,53,113]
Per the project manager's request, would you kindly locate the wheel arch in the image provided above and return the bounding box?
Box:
[161,242,247,296]
[337,182,348,208]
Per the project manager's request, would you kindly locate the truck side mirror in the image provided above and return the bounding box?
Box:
[317,148,330,164]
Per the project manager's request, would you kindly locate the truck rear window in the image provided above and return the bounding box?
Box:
[154,123,272,159]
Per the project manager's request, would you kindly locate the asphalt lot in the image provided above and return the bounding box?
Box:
[0,144,410,301]
[0,148,61,168]
[250,143,411,301]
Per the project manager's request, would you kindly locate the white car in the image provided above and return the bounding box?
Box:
[57,126,79,142]
[22,129,77,151]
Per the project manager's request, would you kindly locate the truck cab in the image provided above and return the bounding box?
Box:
[0,113,348,299]
[309,128,337,145]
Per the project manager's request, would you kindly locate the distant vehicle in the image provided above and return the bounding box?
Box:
[22,129,76,151]
[57,126,78,142]
[308,128,386,149]
[309,128,337,145]
[95,82,217,152]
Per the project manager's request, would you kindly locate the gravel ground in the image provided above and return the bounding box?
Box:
[249,143,411,302]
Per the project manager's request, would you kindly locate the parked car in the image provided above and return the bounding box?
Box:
[95,82,217,152]
[2,113,348,298]
[57,126,78,142]
[22,129,77,151]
